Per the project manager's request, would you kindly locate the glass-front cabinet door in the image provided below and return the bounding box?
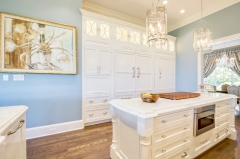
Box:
[115,26,128,42]
[84,17,112,40]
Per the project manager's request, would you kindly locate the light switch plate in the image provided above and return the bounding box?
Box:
[13,75,24,81]
[3,75,9,81]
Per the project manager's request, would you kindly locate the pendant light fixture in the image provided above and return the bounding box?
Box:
[193,0,212,53]
[146,0,168,46]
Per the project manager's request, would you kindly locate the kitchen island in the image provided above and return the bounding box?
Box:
[109,93,237,159]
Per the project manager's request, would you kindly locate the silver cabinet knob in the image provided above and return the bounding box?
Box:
[89,101,93,103]
[225,129,229,133]
[103,112,108,114]
[184,127,188,130]
[184,114,188,117]
[162,135,166,138]
[103,99,108,102]
[89,114,93,116]
[216,134,220,138]
[183,140,188,143]
[162,150,166,153]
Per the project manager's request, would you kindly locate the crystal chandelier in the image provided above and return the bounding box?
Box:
[146,0,168,46]
[216,53,235,68]
[193,0,212,53]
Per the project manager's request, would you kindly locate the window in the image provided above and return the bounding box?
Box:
[204,66,240,90]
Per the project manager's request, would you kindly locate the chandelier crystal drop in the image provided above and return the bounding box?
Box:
[216,53,235,68]
[193,0,212,53]
[146,0,168,46]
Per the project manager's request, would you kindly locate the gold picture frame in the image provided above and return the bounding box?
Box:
[0,12,77,74]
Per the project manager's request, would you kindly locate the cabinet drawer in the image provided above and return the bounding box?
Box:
[214,123,230,142]
[86,96,110,106]
[154,110,192,132]
[216,113,229,127]
[153,128,190,147]
[194,130,212,152]
[216,106,229,116]
[152,142,190,159]
[216,101,230,109]
[166,147,190,159]
[85,107,110,122]
[152,122,191,146]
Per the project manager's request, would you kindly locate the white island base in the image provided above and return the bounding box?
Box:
[109,93,237,159]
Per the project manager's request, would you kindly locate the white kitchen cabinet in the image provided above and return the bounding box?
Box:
[114,52,136,92]
[135,54,153,91]
[84,47,111,75]
[0,106,28,159]
[81,9,176,125]
[114,52,154,93]
[155,56,175,93]
[84,17,112,40]
[114,25,144,46]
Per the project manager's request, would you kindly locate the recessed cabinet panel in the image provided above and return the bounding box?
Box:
[115,73,135,92]
[157,57,174,92]
[85,48,99,74]
[136,73,153,91]
[115,52,135,72]
[85,76,111,94]
[135,55,153,91]
[136,55,153,73]
[99,50,111,74]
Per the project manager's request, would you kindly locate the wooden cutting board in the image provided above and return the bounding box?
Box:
[159,92,200,100]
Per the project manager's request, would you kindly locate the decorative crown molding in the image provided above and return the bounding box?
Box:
[82,2,145,27]
[168,0,240,32]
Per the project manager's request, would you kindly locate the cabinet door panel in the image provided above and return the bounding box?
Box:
[85,76,111,94]
[85,48,99,74]
[158,57,174,91]
[115,52,135,92]
[115,73,135,92]
[85,19,98,37]
[115,26,128,42]
[99,49,111,74]
[99,22,111,39]
[136,55,153,91]
[115,52,135,72]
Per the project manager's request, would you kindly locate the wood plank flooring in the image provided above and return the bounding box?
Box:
[27,113,240,159]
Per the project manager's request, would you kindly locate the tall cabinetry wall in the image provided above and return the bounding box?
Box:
[81,10,176,125]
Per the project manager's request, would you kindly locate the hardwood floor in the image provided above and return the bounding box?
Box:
[27,113,240,159]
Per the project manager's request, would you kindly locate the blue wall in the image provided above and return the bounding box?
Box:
[169,2,240,92]
[0,0,82,128]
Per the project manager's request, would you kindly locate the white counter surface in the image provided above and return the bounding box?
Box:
[0,105,28,135]
[109,93,237,119]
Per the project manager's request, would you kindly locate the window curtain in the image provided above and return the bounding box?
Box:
[204,48,240,78]
[204,53,223,78]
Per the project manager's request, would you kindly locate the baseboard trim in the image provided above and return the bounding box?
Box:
[26,120,84,139]
[85,119,111,126]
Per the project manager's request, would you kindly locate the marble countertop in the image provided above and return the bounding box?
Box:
[109,93,237,119]
[0,106,28,135]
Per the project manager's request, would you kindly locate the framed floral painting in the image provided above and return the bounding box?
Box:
[0,12,77,74]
